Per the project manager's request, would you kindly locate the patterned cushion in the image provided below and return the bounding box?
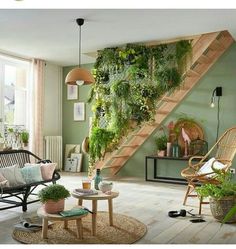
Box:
[21,164,43,184]
[0,164,26,187]
[40,163,56,180]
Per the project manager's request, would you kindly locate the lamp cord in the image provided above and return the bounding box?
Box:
[78,24,81,67]
[216,96,220,142]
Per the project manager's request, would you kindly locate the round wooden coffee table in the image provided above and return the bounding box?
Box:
[37,206,88,239]
[72,191,119,236]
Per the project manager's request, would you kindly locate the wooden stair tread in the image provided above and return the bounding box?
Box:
[122,144,139,148]
[162,97,179,103]
[103,164,121,169]
[132,133,149,137]
[112,154,130,158]
[156,110,170,115]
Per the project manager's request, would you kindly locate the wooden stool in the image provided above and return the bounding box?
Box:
[37,206,88,239]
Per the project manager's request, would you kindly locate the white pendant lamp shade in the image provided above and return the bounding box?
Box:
[65,18,95,85]
[65,68,95,85]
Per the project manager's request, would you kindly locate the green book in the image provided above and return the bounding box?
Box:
[60,207,89,217]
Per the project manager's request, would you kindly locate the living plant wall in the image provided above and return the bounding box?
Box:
[87,40,192,176]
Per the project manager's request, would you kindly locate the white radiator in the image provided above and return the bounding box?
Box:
[44,136,62,171]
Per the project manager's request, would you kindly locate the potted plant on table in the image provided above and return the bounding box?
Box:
[20,130,29,148]
[196,169,236,223]
[38,184,70,214]
[155,135,167,157]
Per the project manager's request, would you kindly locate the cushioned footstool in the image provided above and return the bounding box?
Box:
[37,206,88,239]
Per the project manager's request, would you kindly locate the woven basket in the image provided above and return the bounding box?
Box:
[209,196,236,223]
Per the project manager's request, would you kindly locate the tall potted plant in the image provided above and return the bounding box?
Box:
[196,169,236,223]
[38,184,70,214]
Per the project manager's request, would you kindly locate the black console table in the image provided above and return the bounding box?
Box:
[145,155,200,185]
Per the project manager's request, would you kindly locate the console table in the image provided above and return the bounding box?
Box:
[145,155,200,185]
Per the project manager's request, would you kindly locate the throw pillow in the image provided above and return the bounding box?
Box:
[0,172,9,187]
[0,164,26,187]
[40,163,56,180]
[198,157,226,177]
[21,164,43,184]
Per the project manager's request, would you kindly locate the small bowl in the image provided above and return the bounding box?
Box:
[98,181,113,193]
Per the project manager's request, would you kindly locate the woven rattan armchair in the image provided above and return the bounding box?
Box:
[181,126,236,214]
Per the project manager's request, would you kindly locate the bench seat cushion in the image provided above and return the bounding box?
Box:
[0,164,26,187]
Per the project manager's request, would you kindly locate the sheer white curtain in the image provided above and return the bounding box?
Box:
[28,59,45,158]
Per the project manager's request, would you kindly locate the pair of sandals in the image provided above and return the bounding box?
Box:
[168,209,206,223]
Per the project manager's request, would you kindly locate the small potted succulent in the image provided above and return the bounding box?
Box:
[38,184,70,214]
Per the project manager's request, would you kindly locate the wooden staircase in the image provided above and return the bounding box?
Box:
[94,30,234,176]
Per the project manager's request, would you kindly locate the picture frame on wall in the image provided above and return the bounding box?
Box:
[67,85,78,100]
[74,102,85,121]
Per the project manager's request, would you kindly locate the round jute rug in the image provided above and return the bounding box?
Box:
[12,211,147,244]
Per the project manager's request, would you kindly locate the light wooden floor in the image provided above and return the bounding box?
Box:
[0,172,236,244]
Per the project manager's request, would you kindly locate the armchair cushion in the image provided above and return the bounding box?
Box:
[198,157,225,177]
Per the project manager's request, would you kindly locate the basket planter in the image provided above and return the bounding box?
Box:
[43,199,65,214]
[209,196,236,223]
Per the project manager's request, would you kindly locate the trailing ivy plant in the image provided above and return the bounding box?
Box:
[87,40,192,176]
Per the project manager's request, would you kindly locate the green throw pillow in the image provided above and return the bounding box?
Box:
[21,164,43,184]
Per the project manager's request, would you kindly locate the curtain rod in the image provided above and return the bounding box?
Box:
[0,50,31,62]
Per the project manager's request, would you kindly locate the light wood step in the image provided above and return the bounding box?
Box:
[156,110,170,115]
[121,144,139,148]
[132,133,149,137]
[112,154,130,158]
[103,164,121,169]
[162,97,179,103]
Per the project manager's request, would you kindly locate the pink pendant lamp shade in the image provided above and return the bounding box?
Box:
[65,18,95,86]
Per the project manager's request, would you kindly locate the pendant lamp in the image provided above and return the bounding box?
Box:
[65,18,95,85]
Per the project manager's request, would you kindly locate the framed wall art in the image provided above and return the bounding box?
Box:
[67,85,78,100]
[74,102,85,121]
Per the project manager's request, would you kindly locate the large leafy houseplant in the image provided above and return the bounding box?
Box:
[196,169,236,223]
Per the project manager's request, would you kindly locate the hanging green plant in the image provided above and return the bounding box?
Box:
[87,39,192,176]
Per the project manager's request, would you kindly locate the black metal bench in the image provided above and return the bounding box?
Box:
[0,150,60,212]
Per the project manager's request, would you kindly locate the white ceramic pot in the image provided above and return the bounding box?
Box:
[98,181,113,193]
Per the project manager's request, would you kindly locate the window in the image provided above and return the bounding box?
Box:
[0,55,30,141]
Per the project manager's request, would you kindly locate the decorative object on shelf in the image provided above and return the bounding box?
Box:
[94,168,102,190]
[155,135,167,157]
[181,128,191,157]
[67,85,78,100]
[65,18,94,85]
[166,142,172,157]
[172,141,181,158]
[74,102,85,121]
[189,137,208,156]
[38,184,70,214]
[173,117,204,155]
[98,181,113,193]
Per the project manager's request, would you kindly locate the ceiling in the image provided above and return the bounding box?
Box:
[0,9,236,66]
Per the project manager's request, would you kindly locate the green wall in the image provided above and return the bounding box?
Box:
[63,43,236,179]
[118,42,236,178]
[62,64,93,172]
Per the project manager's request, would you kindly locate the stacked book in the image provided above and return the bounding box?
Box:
[73,188,98,197]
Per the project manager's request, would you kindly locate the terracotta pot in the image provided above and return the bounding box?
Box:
[43,199,65,214]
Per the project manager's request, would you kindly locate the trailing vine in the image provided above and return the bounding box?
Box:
[87,40,192,176]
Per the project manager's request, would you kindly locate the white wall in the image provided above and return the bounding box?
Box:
[43,63,62,136]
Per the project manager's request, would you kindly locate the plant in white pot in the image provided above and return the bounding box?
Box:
[38,184,70,214]
[155,135,167,156]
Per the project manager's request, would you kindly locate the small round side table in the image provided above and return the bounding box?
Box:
[72,191,119,236]
[37,206,88,239]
